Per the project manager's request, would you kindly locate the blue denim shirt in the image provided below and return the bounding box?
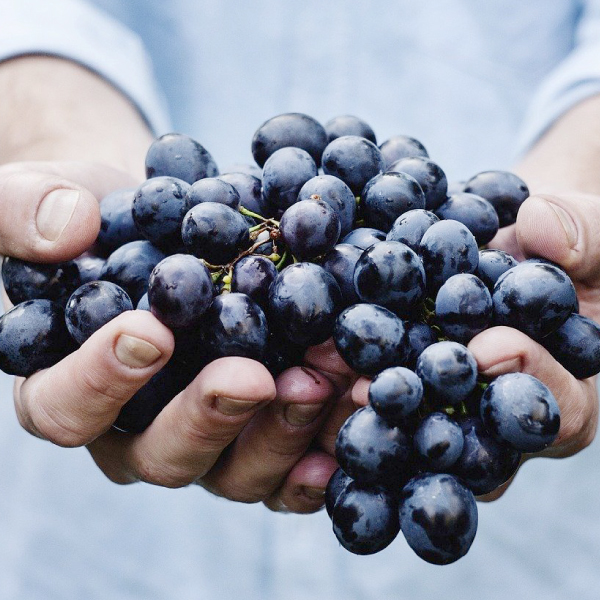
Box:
[0,1,599,598]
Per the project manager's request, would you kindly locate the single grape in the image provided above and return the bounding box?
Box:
[217,172,267,215]
[231,255,278,310]
[386,209,439,253]
[368,366,423,422]
[187,177,241,210]
[388,157,448,211]
[96,187,141,253]
[476,249,518,291]
[320,244,363,307]
[324,115,377,144]
[341,227,385,249]
[413,413,464,471]
[220,163,262,179]
[325,467,353,518]
[73,254,105,284]
[379,135,428,169]
[404,321,438,369]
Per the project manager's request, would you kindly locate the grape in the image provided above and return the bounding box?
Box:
[335,405,412,486]
[435,273,492,344]
[399,473,477,565]
[413,413,464,471]
[416,341,478,405]
[332,482,400,555]
[220,163,262,179]
[464,170,528,227]
[148,254,214,329]
[2,256,82,308]
[268,262,342,347]
[404,321,438,369]
[320,243,363,307]
[362,172,426,231]
[386,209,439,253]
[341,227,385,249]
[353,241,426,317]
[379,135,428,169]
[187,177,241,210]
[368,366,423,422]
[73,254,105,284]
[97,187,141,253]
[145,132,218,184]
[279,199,341,259]
[65,281,133,345]
[321,135,385,196]
[231,255,278,310]
[181,202,250,265]
[325,467,352,518]
[132,176,192,252]
[388,157,448,211]
[324,115,377,144]
[297,174,356,237]
[476,249,518,291]
[492,261,577,339]
[334,303,407,376]
[541,312,600,379]
[217,172,267,215]
[435,192,499,245]
[251,112,328,167]
[480,373,560,452]
[0,300,75,377]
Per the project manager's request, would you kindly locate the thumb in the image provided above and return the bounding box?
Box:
[515,193,600,286]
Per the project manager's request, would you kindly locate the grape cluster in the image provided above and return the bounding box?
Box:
[1,112,599,565]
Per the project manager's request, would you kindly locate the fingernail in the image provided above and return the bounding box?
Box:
[115,334,162,368]
[480,357,522,378]
[36,189,80,241]
[545,200,578,248]
[284,404,323,426]
[215,396,258,416]
[301,486,326,500]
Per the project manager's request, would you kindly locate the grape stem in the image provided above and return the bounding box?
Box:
[239,206,280,226]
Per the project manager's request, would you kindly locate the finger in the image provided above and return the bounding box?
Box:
[469,326,598,458]
[515,193,600,287]
[263,451,338,513]
[303,338,357,392]
[487,223,525,261]
[351,376,370,408]
[0,162,134,262]
[199,366,337,502]
[315,387,357,455]
[89,358,277,489]
[16,310,173,446]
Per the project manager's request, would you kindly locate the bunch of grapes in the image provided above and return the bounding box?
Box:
[1,113,599,565]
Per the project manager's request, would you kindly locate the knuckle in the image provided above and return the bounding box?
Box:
[200,474,266,503]
[31,404,89,447]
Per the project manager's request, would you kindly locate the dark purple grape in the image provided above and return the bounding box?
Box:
[231,255,278,310]
[203,293,268,361]
[268,263,342,347]
[369,366,423,422]
[341,227,385,249]
[100,240,166,305]
[145,132,218,184]
[446,181,466,196]
[480,373,560,452]
[324,115,377,144]
[452,417,521,495]
[73,254,105,284]
[492,261,577,339]
[405,321,438,369]
[332,482,400,555]
[181,202,250,265]
[321,135,385,196]
[298,174,356,237]
[476,249,518,291]
[435,274,492,344]
[379,135,428,169]
[354,241,426,317]
[2,256,82,308]
[413,413,464,471]
[187,177,240,210]
[325,467,353,518]
[436,192,499,246]
[333,303,407,376]
[416,341,478,405]
[217,172,267,215]
[420,220,479,292]
[148,254,214,329]
[279,199,341,259]
[463,170,528,227]
[261,331,305,378]
[261,147,318,214]
[0,300,75,376]
[362,172,426,232]
[400,473,477,565]
[320,244,363,307]
[386,209,439,253]
[65,281,132,345]
[541,312,600,379]
[96,187,141,253]
[336,405,412,486]
[132,176,192,252]
[220,163,262,179]
[388,157,447,211]
[251,112,328,168]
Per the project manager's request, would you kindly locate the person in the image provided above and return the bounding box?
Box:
[0,0,599,597]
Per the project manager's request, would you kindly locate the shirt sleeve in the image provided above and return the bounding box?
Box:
[0,0,171,135]
[516,0,600,155]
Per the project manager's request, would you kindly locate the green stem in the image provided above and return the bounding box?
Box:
[240,206,280,226]
[275,249,288,270]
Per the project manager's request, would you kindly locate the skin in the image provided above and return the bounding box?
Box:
[1,55,598,511]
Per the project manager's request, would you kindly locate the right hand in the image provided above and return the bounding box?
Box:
[2,160,351,513]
